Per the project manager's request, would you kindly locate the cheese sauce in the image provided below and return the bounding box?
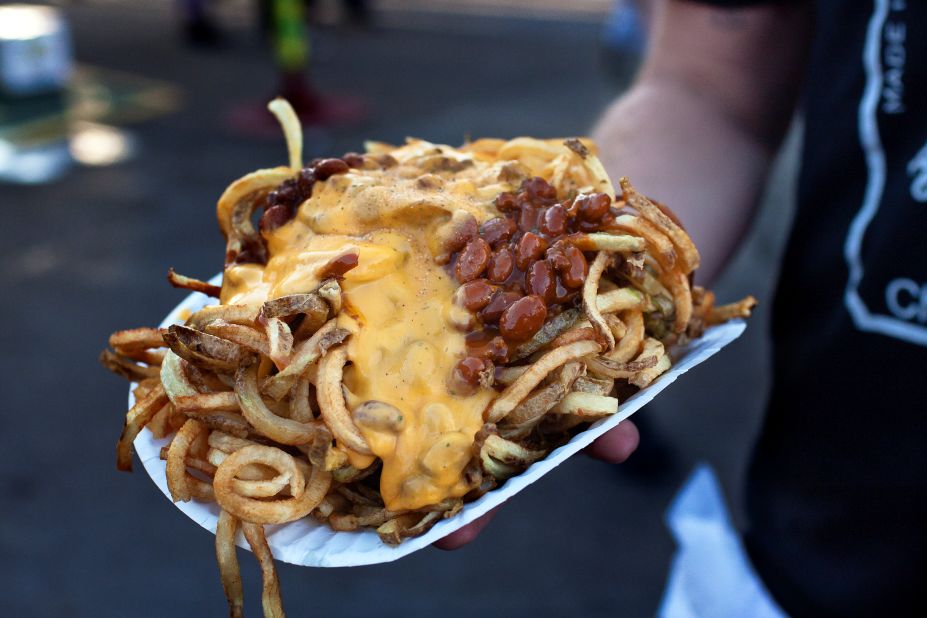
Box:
[220,142,520,511]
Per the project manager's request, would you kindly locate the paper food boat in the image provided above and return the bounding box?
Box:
[132,276,746,567]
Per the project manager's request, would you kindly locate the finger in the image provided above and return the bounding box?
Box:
[584,420,639,464]
[433,508,498,551]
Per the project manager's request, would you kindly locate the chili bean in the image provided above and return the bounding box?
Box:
[578,219,601,233]
[465,331,508,362]
[546,241,570,271]
[297,168,316,193]
[515,232,548,271]
[499,295,547,341]
[455,279,497,311]
[486,246,515,283]
[518,206,542,232]
[560,244,588,288]
[540,204,567,237]
[342,152,365,168]
[437,212,478,260]
[270,180,300,208]
[480,217,517,247]
[480,290,521,324]
[553,276,573,304]
[521,177,557,201]
[451,356,492,394]
[495,192,518,213]
[259,204,293,232]
[576,192,611,221]
[526,260,556,303]
[319,252,359,279]
[314,158,350,180]
[455,238,491,283]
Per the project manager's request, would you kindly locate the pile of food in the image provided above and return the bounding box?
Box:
[100,100,754,616]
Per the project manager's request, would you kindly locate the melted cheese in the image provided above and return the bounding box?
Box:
[220,143,518,511]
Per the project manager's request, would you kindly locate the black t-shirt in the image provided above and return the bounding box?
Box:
[686,1,927,615]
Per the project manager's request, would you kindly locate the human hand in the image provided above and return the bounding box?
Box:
[433,420,640,550]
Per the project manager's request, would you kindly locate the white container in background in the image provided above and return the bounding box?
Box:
[0,4,73,96]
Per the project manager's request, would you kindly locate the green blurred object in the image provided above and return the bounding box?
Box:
[272,0,310,73]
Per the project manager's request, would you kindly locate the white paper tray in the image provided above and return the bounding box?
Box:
[133,278,746,567]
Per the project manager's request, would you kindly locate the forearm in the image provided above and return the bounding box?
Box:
[594,80,772,283]
[593,0,811,284]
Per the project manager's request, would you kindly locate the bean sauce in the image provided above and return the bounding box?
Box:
[447,177,618,364]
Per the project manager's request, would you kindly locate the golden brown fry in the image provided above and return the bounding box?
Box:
[166,268,222,298]
[289,376,314,423]
[262,320,348,400]
[608,214,677,271]
[316,347,373,454]
[186,304,261,331]
[160,351,199,400]
[183,410,252,439]
[119,348,166,366]
[214,445,331,524]
[571,376,615,396]
[147,402,175,439]
[483,434,546,466]
[486,339,602,423]
[100,349,161,382]
[630,352,672,388]
[132,378,160,401]
[269,97,302,169]
[605,309,645,363]
[316,279,343,314]
[241,521,286,618]
[550,326,599,349]
[235,359,321,445]
[205,321,270,356]
[708,295,758,324]
[619,177,700,273]
[584,252,616,350]
[509,308,582,361]
[502,382,566,427]
[494,365,530,386]
[163,326,243,373]
[604,314,627,340]
[261,293,327,321]
[166,419,214,501]
[264,317,294,369]
[552,392,619,418]
[586,354,657,380]
[595,288,646,314]
[173,391,240,413]
[215,510,244,618]
[109,327,165,352]
[572,233,646,254]
[665,269,693,333]
[117,383,169,471]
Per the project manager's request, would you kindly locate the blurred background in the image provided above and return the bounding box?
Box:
[0,1,797,615]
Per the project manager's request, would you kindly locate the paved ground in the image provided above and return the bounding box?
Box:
[0,3,797,616]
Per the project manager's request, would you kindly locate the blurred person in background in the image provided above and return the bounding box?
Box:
[441,1,927,615]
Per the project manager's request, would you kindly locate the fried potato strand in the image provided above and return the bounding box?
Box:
[316,347,372,455]
[242,521,286,618]
[215,510,244,618]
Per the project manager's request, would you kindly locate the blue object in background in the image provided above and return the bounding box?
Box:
[601,0,647,57]
[0,4,73,97]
